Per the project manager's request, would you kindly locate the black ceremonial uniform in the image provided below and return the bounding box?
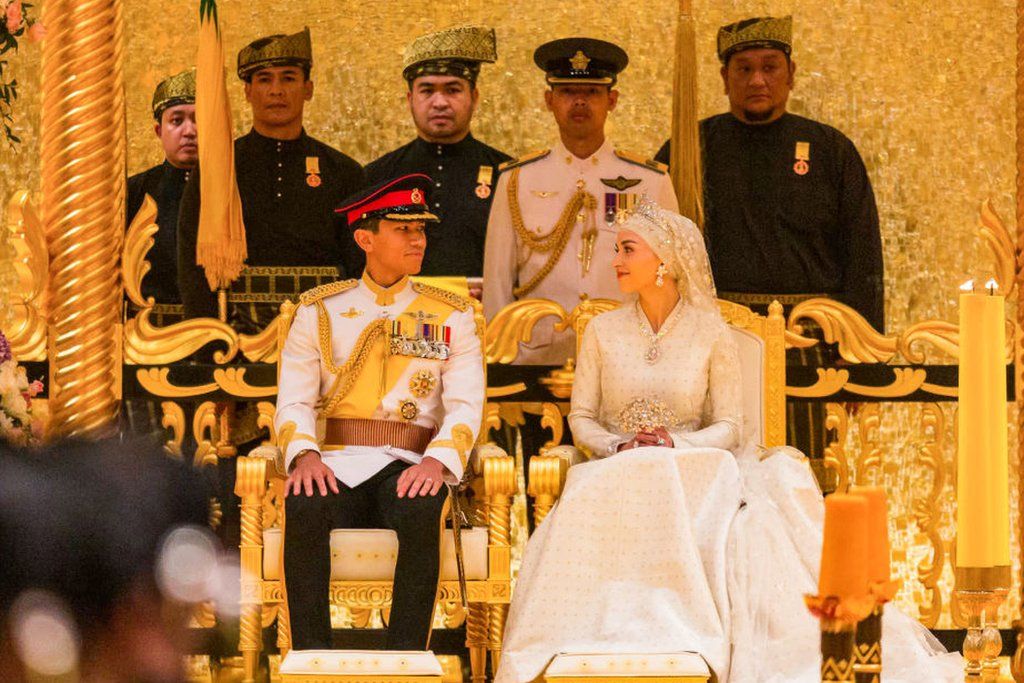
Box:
[127,161,191,307]
[655,112,884,331]
[177,128,366,331]
[365,134,510,277]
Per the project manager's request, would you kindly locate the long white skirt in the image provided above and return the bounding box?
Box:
[495,446,962,683]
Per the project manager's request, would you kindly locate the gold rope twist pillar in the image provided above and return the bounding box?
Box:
[465,602,488,683]
[1014,0,1024,678]
[235,457,268,683]
[39,0,126,438]
[484,454,515,673]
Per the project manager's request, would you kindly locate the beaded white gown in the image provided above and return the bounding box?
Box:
[494,301,962,683]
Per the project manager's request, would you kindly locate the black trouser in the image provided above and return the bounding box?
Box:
[284,460,448,650]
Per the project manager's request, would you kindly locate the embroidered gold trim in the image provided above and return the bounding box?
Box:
[508,166,596,298]
[244,266,339,276]
[363,273,410,306]
[411,281,472,311]
[277,420,297,453]
[315,315,390,416]
[614,148,668,174]
[298,279,358,307]
[498,148,549,172]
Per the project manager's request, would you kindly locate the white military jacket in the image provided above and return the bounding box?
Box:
[275,273,484,487]
[482,138,679,365]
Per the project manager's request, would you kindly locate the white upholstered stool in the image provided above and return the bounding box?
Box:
[543,653,711,683]
[262,527,489,581]
[280,650,443,683]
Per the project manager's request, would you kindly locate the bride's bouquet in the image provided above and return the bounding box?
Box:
[0,329,43,445]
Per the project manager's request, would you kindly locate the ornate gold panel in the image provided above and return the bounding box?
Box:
[855,404,882,486]
[160,400,186,457]
[192,401,218,469]
[913,404,948,628]
[823,403,851,494]
[3,191,47,360]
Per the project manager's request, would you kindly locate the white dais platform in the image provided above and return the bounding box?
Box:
[543,653,711,683]
[280,650,443,683]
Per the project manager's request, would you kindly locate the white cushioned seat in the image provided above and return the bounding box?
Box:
[263,527,489,582]
[280,649,443,681]
[544,653,710,682]
[728,326,765,446]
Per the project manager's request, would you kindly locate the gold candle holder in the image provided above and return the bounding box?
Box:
[956,588,1007,679]
[956,566,1010,679]
[852,603,883,683]
[821,618,857,682]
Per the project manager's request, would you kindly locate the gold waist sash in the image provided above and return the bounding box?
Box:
[324,418,435,454]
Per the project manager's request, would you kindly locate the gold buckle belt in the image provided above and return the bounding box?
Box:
[718,291,828,306]
[324,418,435,454]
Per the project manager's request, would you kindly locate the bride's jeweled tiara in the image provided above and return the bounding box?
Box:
[622,195,677,250]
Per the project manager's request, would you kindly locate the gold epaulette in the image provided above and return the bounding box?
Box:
[299,279,358,306]
[614,149,668,174]
[411,281,472,311]
[498,149,550,172]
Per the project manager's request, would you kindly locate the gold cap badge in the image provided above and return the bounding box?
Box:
[570,50,591,71]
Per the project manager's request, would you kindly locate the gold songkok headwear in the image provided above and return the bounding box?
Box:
[237,27,313,81]
[402,25,498,84]
[151,68,196,120]
[716,15,792,64]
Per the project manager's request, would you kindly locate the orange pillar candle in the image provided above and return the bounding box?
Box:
[956,283,1010,570]
[818,494,870,599]
[849,486,891,586]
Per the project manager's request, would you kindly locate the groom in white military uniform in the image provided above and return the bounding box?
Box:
[275,173,484,650]
[483,37,679,365]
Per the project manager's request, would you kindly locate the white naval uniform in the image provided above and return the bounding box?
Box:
[275,273,484,487]
[483,138,679,365]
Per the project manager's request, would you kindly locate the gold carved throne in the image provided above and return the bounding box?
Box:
[234,294,516,683]
[528,298,789,522]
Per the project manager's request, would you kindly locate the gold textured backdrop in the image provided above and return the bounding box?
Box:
[0,0,1019,628]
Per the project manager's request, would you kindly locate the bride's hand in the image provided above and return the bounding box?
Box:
[619,429,674,451]
[637,428,674,448]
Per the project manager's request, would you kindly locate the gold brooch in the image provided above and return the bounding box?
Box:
[618,397,678,433]
[409,370,437,398]
[399,399,419,421]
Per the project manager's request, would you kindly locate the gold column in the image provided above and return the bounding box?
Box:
[39,0,125,438]
[1014,1,1024,679]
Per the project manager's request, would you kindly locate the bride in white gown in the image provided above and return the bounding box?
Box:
[494,199,962,683]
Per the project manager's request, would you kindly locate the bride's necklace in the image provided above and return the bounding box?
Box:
[636,301,679,364]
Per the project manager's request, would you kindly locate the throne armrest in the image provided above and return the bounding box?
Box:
[479,445,515,580]
[527,449,570,528]
[249,443,287,479]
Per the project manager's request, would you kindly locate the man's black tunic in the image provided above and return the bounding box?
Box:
[127,161,191,305]
[656,112,884,331]
[177,128,365,321]
[365,133,510,277]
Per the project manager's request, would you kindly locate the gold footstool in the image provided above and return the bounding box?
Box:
[543,653,711,683]
[280,650,443,683]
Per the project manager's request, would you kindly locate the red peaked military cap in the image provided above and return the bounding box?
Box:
[335,173,440,228]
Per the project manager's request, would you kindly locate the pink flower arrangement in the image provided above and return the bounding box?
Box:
[5,0,22,34]
[1,0,43,148]
[0,329,44,446]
